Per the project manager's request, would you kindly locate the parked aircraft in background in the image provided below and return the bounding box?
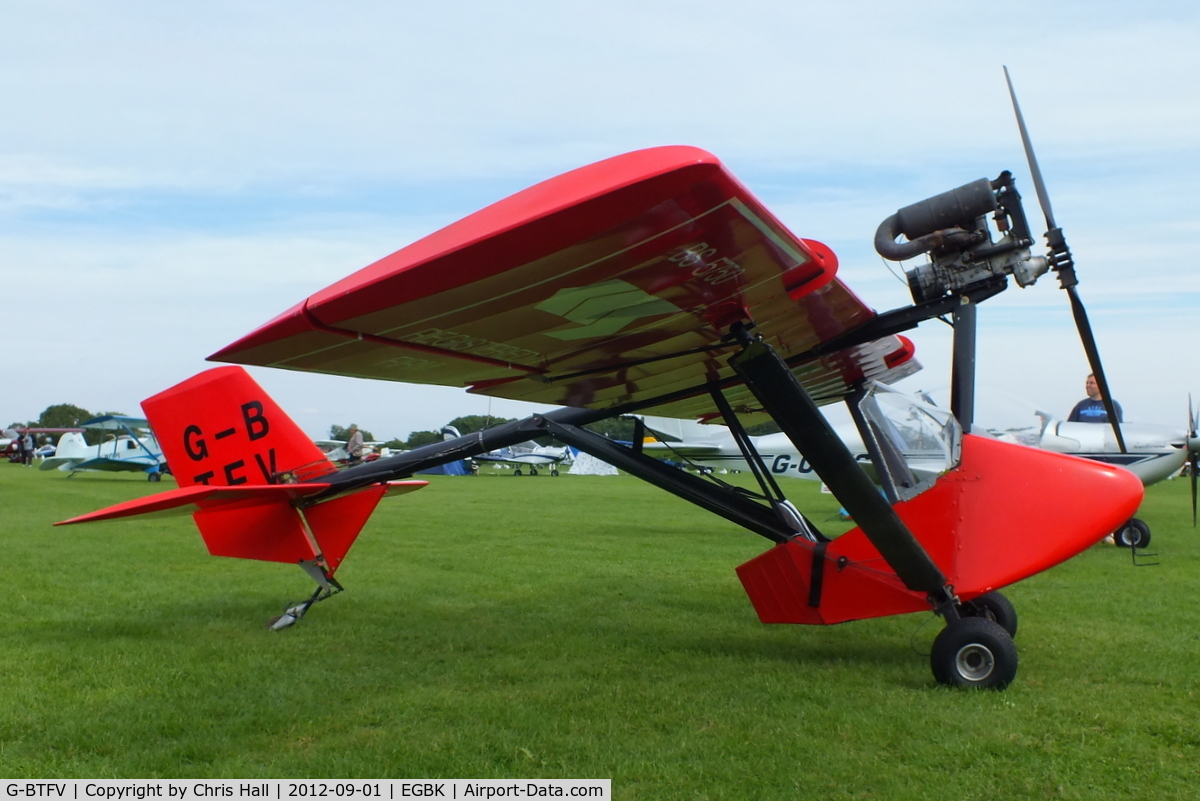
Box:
[475,443,571,475]
[643,387,1197,549]
[929,388,1199,546]
[434,425,571,475]
[981,407,1197,489]
[40,415,168,480]
[641,385,956,490]
[2,427,82,462]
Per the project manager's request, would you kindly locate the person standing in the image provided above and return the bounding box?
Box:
[1068,374,1123,424]
[345,424,365,464]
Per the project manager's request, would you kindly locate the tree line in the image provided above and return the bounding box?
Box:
[19,403,779,452]
[8,404,118,445]
[327,414,657,450]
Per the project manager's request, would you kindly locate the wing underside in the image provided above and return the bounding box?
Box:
[210,146,918,420]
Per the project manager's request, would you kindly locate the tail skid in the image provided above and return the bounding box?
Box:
[268,559,346,631]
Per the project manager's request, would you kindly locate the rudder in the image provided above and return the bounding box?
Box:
[143,366,334,488]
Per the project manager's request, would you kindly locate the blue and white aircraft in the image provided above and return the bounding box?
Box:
[40,415,169,481]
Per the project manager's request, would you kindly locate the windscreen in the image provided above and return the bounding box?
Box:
[855,383,962,502]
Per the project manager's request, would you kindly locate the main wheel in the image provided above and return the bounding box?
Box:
[148,472,162,482]
[958,591,1018,638]
[1114,518,1151,549]
[513,469,522,476]
[931,617,1018,689]
[530,467,539,476]
[551,469,559,476]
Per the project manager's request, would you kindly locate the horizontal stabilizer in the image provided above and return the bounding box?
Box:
[39,457,81,472]
[57,480,427,570]
[56,484,333,524]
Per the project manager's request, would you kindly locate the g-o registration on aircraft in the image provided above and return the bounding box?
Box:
[60,73,1144,690]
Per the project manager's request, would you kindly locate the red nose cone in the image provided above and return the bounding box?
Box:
[908,434,1145,596]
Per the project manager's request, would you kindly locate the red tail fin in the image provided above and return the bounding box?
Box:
[143,366,333,487]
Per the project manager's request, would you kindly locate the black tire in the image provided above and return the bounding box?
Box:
[931,617,1018,689]
[959,591,1018,638]
[513,469,522,476]
[530,468,538,476]
[551,469,559,476]
[1114,518,1151,549]
[148,472,162,483]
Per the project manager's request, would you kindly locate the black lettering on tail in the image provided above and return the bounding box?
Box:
[242,401,269,441]
[253,449,278,484]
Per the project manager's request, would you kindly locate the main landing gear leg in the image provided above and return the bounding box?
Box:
[726,328,1019,688]
[268,559,345,631]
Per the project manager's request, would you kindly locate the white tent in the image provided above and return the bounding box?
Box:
[568,450,618,476]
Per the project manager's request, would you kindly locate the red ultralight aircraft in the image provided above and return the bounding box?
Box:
[59,128,1142,689]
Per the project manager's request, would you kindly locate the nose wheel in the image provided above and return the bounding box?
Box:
[931,616,1018,689]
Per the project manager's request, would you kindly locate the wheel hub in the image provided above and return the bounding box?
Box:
[955,643,996,682]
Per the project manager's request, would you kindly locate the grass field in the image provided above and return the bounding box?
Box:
[2,462,1198,796]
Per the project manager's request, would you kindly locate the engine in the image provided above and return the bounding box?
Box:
[875,172,1049,304]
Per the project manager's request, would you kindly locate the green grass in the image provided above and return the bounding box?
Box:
[3,463,1199,796]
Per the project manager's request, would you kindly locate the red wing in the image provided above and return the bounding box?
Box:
[210,146,917,419]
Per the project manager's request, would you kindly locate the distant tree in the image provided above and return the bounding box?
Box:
[744,421,781,437]
[405,430,442,449]
[38,404,93,429]
[394,416,518,450]
[584,416,639,443]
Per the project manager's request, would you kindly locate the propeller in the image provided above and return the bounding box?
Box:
[1189,394,1198,526]
[1004,66,1127,453]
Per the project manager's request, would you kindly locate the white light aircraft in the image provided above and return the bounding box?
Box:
[644,386,1200,548]
[642,384,957,496]
[987,413,1196,487]
[40,415,169,481]
[474,443,571,476]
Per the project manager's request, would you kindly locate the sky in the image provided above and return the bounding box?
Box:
[4,0,1199,441]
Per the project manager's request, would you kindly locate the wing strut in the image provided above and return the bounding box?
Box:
[539,419,796,544]
[706,385,820,541]
[725,326,950,600]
